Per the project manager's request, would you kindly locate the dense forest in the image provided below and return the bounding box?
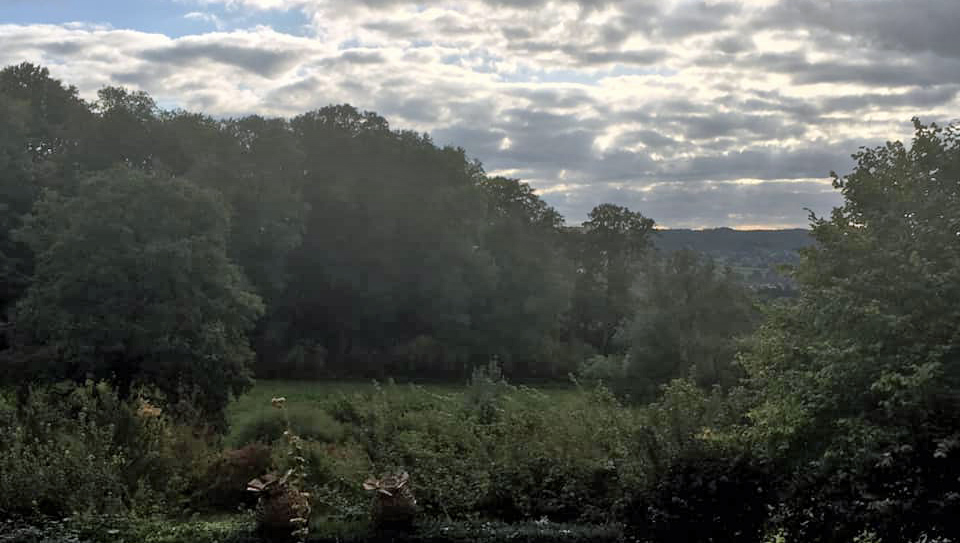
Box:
[1,62,959,543]
[0,62,761,410]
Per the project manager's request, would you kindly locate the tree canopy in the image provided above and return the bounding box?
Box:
[0,62,782,420]
[12,167,264,422]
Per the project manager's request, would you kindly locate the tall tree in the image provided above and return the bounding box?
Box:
[473,176,573,375]
[278,106,496,375]
[738,120,960,541]
[0,94,34,324]
[569,204,655,354]
[0,63,94,191]
[10,167,264,424]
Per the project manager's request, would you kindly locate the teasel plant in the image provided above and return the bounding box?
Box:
[246,397,312,542]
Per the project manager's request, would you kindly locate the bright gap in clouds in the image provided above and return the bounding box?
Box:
[2,0,959,228]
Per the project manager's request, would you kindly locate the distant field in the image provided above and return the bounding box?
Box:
[227,378,582,438]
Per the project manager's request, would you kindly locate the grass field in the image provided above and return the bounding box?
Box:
[227,378,583,441]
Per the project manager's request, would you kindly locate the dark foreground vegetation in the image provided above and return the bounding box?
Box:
[1,62,958,543]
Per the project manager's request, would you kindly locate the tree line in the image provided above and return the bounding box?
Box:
[0,63,755,421]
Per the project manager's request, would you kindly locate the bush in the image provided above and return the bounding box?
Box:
[775,426,960,543]
[302,440,372,521]
[0,381,219,517]
[481,386,649,523]
[307,381,651,524]
[231,404,345,448]
[196,443,274,509]
[624,444,779,543]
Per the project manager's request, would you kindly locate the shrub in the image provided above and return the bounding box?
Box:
[0,381,219,517]
[389,413,492,519]
[482,386,650,523]
[302,440,371,521]
[624,444,780,543]
[231,404,345,448]
[775,426,960,543]
[304,381,652,524]
[197,443,274,509]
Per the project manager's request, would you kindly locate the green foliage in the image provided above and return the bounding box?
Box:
[0,93,35,318]
[0,381,219,517]
[734,120,960,542]
[302,440,372,522]
[575,354,629,397]
[0,515,624,543]
[230,404,345,448]
[568,204,655,355]
[463,359,515,424]
[196,443,274,509]
[0,515,260,543]
[624,445,779,543]
[10,167,264,423]
[628,249,758,401]
[1,63,668,382]
[471,177,573,371]
[315,381,652,523]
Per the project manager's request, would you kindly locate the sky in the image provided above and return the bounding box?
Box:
[2,0,958,228]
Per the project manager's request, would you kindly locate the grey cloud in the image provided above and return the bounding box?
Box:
[432,125,507,157]
[501,127,598,168]
[759,0,960,60]
[712,34,753,55]
[569,48,667,66]
[661,143,863,182]
[363,19,421,40]
[320,50,387,66]
[500,26,534,41]
[111,66,176,89]
[653,0,743,39]
[505,38,667,67]
[139,42,300,76]
[745,50,960,87]
[820,86,960,112]
[375,94,440,123]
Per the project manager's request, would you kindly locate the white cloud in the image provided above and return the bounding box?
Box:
[184,11,227,30]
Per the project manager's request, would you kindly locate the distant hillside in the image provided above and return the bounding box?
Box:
[653,228,814,289]
[654,227,813,254]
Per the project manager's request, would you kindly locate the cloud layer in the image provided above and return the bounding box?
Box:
[3,0,958,227]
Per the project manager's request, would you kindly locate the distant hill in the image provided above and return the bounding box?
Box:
[654,227,813,254]
[652,228,814,289]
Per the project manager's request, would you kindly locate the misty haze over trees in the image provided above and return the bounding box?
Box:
[1,63,958,543]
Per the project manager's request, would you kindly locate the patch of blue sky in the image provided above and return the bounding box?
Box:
[1,0,185,34]
[226,8,311,36]
[0,0,311,38]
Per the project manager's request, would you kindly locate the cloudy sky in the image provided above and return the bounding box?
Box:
[2,0,958,228]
